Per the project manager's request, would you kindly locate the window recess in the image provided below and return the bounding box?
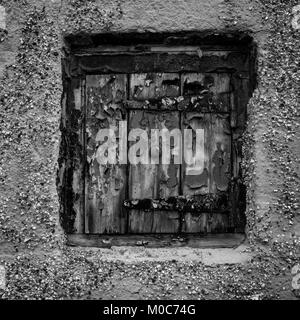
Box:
[60,34,256,247]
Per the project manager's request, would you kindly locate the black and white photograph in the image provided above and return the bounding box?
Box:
[0,0,299,311]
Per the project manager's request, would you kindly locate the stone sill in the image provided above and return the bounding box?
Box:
[67,233,251,265]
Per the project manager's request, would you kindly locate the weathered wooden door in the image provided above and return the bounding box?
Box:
[83,71,237,234]
[62,42,251,238]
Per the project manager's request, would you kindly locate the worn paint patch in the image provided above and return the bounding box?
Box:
[130,73,180,101]
[181,73,231,112]
[128,110,180,200]
[85,74,127,234]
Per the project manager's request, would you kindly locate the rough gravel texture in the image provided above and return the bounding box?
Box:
[0,0,299,300]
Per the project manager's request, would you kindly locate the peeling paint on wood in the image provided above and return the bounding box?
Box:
[211,114,231,193]
[85,74,127,234]
[62,44,249,236]
[182,113,210,195]
[59,77,85,234]
[123,193,229,213]
[128,110,180,199]
[128,109,180,232]
[182,73,231,112]
[130,73,180,101]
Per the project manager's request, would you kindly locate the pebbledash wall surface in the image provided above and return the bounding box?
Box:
[0,0,299,300]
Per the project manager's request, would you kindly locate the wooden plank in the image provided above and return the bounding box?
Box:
[72,78,85,234]
[181,111,231,233]
[123,193,229,213]
[179,74,232,212]
[231,75,249,131]
[128,109,180,233]
[229,74,249,231]
[73,45,250,55]
[182,212,229,233]
[182,212,208,233]
[129,73,180,101]
[181,112,210,195]
[85,74,128,234]
[181,73,231,112]
[207,212,230,233]
[128,110,180,199]
[128,210,180,233]
[67,233,245,248]
[181,112,231,196]
[124,97,189,111]
[210,113,231,193]
[74,52,249,75]
[60,77,85,234]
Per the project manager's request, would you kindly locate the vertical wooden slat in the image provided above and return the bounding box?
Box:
[180,72,232,233]
[128,110,180,199]
[128,110,180,233]
[73,77,85,233]
[230,75,249,231]
[181,112,231,233]
[128,110,157,199]
[181,112,210,196]
[63,77,85,234]
[85,74,127,234]
[209,113,231,194]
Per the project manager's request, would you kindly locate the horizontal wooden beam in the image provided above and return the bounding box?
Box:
[123,193,229,213]
[73,46,249,55]
[67,233,245,248]
[124,96,231,113]
[68,51,249,75]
